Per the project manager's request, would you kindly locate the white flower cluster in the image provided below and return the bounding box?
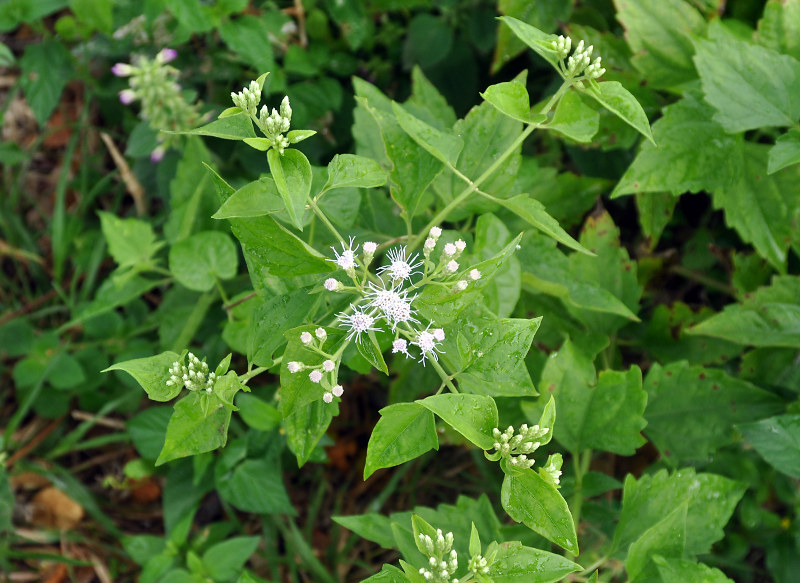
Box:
[286,328,344,404]
[551,35,605,79]
[230,80,294,154]
[231,80,262,116]
[165,352,216,393]
[418,530,459,583]
[491,424,550,469]
[468,554,490,576]
[323,227,484,366]
[542,453,563,486]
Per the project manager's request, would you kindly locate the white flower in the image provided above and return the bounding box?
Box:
[430,226,442,238]
[363,241,377,254]
[315,327,327,340]
[443,243,457,256]
[309,370,323,383]
[455,239,466,252]
[377,246,422,281]
[323,392,333,403]
[337,305,381,342]
[332,384,344,397]
[445,260,459,273]
[322,359,335,372]
[324,278,341,291]
[413,327,444,364]
[367,281,419,329]
[287,361,302,373]
[455,280,468,292]
[392,338,409,355]
[329,238,358,271]
[469,269,481,281]
[300,331,313,345]
[432,328,445,342]
[424,238,437,251]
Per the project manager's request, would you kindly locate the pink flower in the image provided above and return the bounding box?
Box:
[111,63,133,77]
[157,48,178,63]
[150,145,166,163]
[118,89,136,105]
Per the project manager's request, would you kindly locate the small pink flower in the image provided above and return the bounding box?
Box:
[111,63,133,77]
[118,89,136,105]
[150,145,166,163]
[157,48,178,63]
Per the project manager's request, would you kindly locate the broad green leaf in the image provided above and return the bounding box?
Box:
[235,393,281,432]
[202,536,261,582]
[481,81,536,124]
[127,406,171,460]
[66,273,161,328]
[19,41,72,126]
[392,102,463,166]
[215,452,291,514]
[768,128,800,174]
[282,398,336,467]
[218,15,275,74]
[489,543,581,583]
[168,231,238,291]
[357,330,389,375]
[496,195,590,254]
[581,81,655,145]
[546,91,599,142]
[416,394,499,450]
[739,414,800,479]
[493,1,571,73]
[498,16,560,68]
[156,393,232,465]
[688,275,800,347]
[756,0,800,61]
[98,212,163,270]
[626,502,688,582]
[229,215,333,295]
[540,339,647,455]
[694,36,800,132]
[279,326,342,415]
[287,130,316,144]
[212,177,284,219]
[0,467,12,534]
[332,514,397,550]
[612,94,742,197]
[323,153,388,192]
[103,352,182,402]
[180,112,256,140]
[165,138,218,243]
[518,232,639,320]
[654,557,735,583]
[501,466,578,553]
[644,361,782,463]
[711,144,800,272]
[364,403,438,479]
[567,211,642,333]
[472,213,521,318]
[469,523,481,557]
[360,565,410,583]
[405,66,458,130]
[242,137,271,151]
[250,288,319,367]
[268,148,312,231]
[614,0,705,88]
[611,468,746,558]
[636,192,677,248]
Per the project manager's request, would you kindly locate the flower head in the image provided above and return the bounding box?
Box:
[392,338,409,356]
[429,226,442,239]
[287,361,303,373]
[315,328,327,341]
[300,331,313,345]
[156,48,178,63]
[111,62,133,77]
[337,305,381,342]
[323,359,335,372]
[413,326,445,365]
[329,238,358,272]
[332,384,344,397]
[309,370,323,383]
[324,278,341,291]
[469,269,481,281]
[377,246,422,282]
[119,89,136,105]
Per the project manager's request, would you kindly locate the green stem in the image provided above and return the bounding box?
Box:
[239,366,270,384]
[570,449,593,537]
[170,290,217,353]
[430,357,458,393]
[669,265,737,297]
[307,197,344,242]
[408,80,573,252]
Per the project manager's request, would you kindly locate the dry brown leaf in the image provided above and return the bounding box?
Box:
[10,471,51,491]
[31,487,84,530]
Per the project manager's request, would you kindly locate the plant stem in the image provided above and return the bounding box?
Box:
[171,289,218,353]
[430,357,459,393]
[239,366,270,384]
[307,197,344,242]
[669,265,737,297]
[570,449,593,537]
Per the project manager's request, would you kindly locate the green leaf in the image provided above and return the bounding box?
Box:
[127,407,171,460]
[250,288,319,367]
[416,394,499,450]
[711,143,799,272]
[472,212,521,318]
[243,137,271,151]
[215,452,292,514]
[567,210,642,333]
[581,81,655,145]
[480,81,537,124]
[202,536,260,582]
[614,0,705,88]
[103,352,182,402]
[540,339,647,455]
[611,468,746,558]
[360,565,410,583]
[688,275,800,347]
[182,113,256,140]
[469,522,481,557]
[496,195,590,255]
[636,192,677,248]
[768,128,800,174]
[739,414,800,480]
[212,177,284,219]
[168,231,238,291]
[546,91,599,143]
[98,212,163,270]
[268,148,312,231]
[392,102,463,166]
[165,138,218,243]
[364,403,438,479]
[282,398,336,467]
[156,393,232,465]
[323,153,388,192]
[498,16,560,68]
[694,36,800,132]
[229,215,333,294]
[357,330,389,375]
[501,466,578,553]
[644,361,783,463]
[218,15,275,73]
[626,502,688,582]
[235,393,281,432]
[70,0,112,34]
[489,543,581,583]
[19,41,72,126]
[0,466,12,534]
[332,514,397,550]
[612,94,742,197]
[654,557,735,583]
[287,129,316,144]
[493,1,571,73]
[756,0,800,61]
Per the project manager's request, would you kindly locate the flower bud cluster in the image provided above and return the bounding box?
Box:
[231,80,262,117]
[257,96,293,153]
[542,453,563,486]
[551,35,606,80]
[112,48,200,161]
[166,352,216,393]
[286,329,344,404]
[418,530,459,583]
[468,554,490,576]
[491,424,549,469]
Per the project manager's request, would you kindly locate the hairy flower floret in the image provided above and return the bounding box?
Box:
[337,305,381,342]
[329,238,359,273]
[413,326,445,365]
[366,282,419,329]
[378,246,422,281]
